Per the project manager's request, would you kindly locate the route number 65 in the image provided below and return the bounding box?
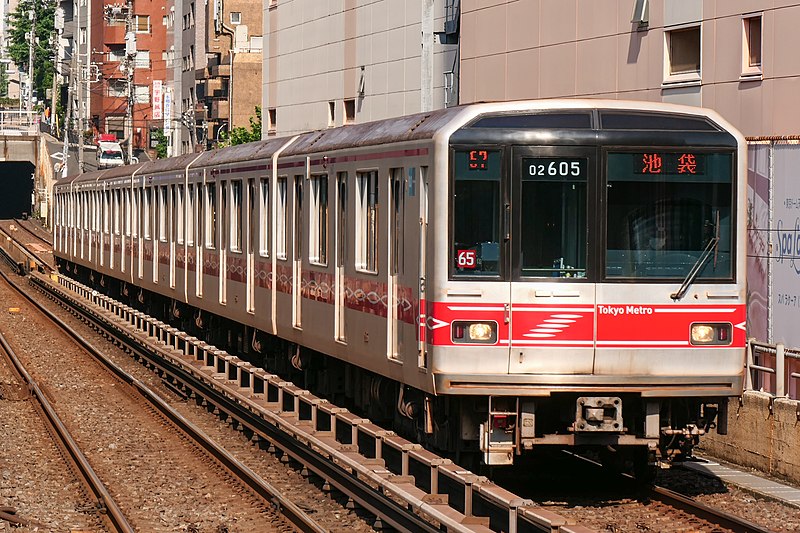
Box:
[457,249,477,269]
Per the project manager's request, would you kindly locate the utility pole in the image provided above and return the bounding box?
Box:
[26,9,35,114]
[75,0,85,173]
[124,0,136,164]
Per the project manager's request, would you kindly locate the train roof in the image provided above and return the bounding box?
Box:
[55,99,743,188]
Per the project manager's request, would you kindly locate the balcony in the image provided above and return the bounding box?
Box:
[103,24,126,45]
[209,99,229,120]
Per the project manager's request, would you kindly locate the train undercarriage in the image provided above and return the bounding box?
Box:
[62,261,727,480]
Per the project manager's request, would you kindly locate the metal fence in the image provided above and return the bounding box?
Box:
[746,339,800,399]
[0,110,39,136]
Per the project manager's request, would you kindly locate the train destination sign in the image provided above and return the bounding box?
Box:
[634,152,705,175]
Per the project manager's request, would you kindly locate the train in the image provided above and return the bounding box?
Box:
[52,99,747,476]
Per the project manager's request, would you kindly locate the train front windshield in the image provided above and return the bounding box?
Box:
[450,146,734,282]
[605,151,733,280]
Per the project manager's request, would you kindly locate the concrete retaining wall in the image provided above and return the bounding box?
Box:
[699,390,800,484]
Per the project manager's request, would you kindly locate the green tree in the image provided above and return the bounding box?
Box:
[6,0,56,106]
[151,128,168,159]
[220,106,262,146]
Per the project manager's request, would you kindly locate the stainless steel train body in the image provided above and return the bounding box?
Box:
[53,100,747,467]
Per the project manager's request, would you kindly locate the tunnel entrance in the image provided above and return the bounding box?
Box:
[0,162,34,218]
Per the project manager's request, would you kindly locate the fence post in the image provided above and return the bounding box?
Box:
[776,343,785,397]
[745,339,754,391]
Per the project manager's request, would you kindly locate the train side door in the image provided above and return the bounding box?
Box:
[508,146,597,374]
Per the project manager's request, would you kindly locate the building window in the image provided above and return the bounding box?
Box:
[230,12,241,25]
[134,15,150,33]
[107,79,126,97]
[268,108,277,135]
[134,85,150,104]
[742,15,762,78]
[107,47,125,62]
[328,101,335,127]
[309,174,328,265]
[355,170,378,273]
[664,25,701,84]
[134,50,150,69]
[344,99,356,124]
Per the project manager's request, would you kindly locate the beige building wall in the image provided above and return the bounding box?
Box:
[460,0,800,138]
[263,0,458,136]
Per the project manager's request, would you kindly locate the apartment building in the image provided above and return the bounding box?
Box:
[195,0,262,148]
[89,0,168,152]
[459,0,800,138]
[261,0,459,136]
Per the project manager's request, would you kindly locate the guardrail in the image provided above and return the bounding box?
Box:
[745,339,800,399]
[0,110,38,136]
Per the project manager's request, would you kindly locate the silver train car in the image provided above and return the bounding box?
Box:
[53,100,747,473]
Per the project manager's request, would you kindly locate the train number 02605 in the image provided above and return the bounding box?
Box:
[525,158,586,179]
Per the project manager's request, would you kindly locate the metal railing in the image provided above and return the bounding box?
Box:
[745,339,800,399]
[0,110,39,136]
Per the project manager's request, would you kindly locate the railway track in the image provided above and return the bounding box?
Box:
[0,264,326,532]
[12,217,53,247]
[0,219,56,273]
[0,329,133,532]
[28,267,795,533]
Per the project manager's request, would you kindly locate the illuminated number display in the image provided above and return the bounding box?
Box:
[635,152,705,175]
[454,149,502,180]
[523,158,587,180]
[468,150,489,170]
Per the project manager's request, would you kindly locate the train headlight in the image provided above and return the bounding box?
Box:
[690,323,732,345]
[452,321,498,344]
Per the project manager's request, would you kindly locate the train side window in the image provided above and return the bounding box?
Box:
[186,184,194,245]
[124,189,131,237]
[112,190,119,236]
[248,179,257,253]
[309,173,328,265]
[276,177,288,259]
[230,180,242,252]
[159,186,168,242]
[452,150,502,277]
[294,176,303,261]
[103,190,110,234]
[355,170,378,273]
[336,172,347,268]
[220,180,228,251]
[131,189,138,238]
[144,188,151,239]
[76,193,82,231]
[390,168,404,275]
[205,182,216,249]
[259,178,270,257]
[176,184,185,243]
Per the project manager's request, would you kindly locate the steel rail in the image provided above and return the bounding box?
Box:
[649,485,777,533]
[0,223,56,273]
[32,274,509,532]
[12,218,54,247]
[2,268,327,533]
[0,274,134,533]
[39,276,449,533]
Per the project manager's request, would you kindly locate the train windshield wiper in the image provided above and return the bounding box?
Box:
[670,214,720,301]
